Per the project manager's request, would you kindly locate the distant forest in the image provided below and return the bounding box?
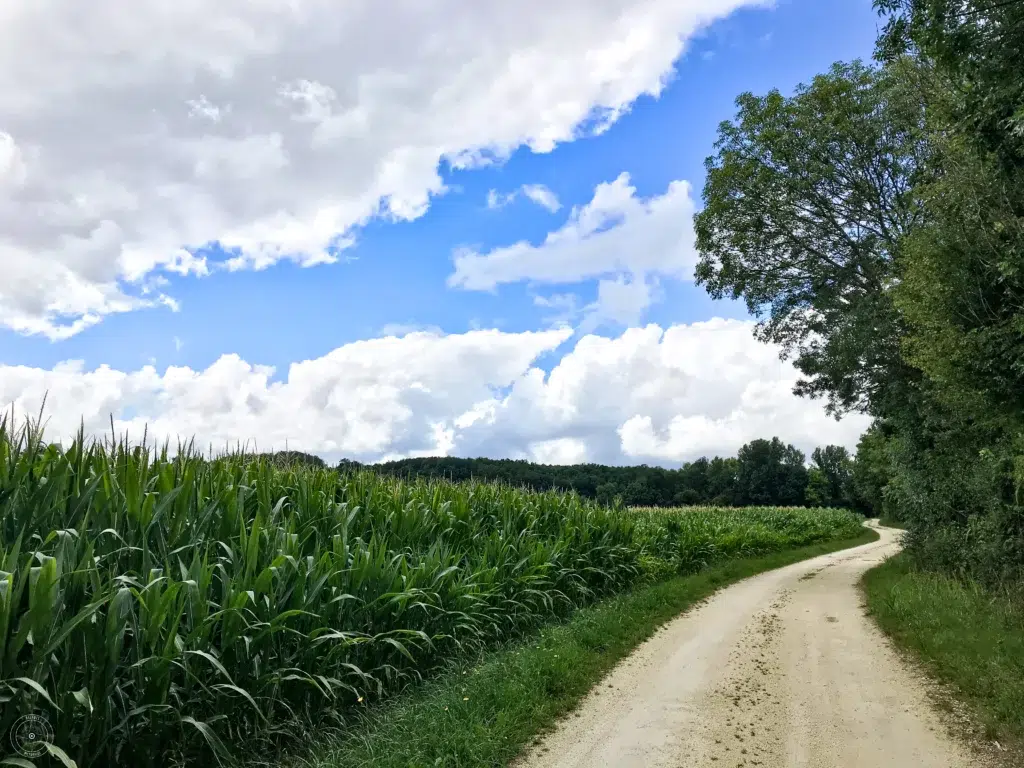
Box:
[266,438,869,510]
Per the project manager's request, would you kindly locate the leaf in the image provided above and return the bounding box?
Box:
[13,677,60,711]
[185,650,234,684]
[43,743,77,768]
[1,757,37,767]
[181,717,228,764]
[380,636,416,662]
[212,684,265,721]
[41,599,106,658]
[71,688,93,714]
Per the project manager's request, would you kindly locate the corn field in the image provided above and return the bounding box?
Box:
[0,418,863,767]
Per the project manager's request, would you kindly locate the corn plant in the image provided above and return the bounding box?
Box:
[0,415,861,767]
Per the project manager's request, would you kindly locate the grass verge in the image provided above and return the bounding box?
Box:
[863,554,1024,754]
[294,527,879,768]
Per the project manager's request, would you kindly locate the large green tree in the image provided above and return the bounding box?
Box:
[851,424,892,516]
[734,438,809,506]
[875,0,1024,164]
[809,445,855,507]
[694,3,1024,584]
[694,60,929,416]
[870,0,1024,582]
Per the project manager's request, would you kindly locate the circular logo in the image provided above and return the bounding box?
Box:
[11,714,53,758]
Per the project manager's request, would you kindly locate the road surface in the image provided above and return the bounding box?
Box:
[516,522,987,768]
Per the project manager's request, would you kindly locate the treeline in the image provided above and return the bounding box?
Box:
[694,1,1024,587]
[329,438,868,510]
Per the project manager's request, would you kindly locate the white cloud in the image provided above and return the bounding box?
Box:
[451,174,696,290]
[531,437,589,465]
[0,327,573,459]
[0,132,27,186]
[486,189,515,210]
[583,273,660,329]
[520,184,561,213]
[533,292,581,327]
[376,322,445,337]
[451,173,696,326]
[486,183,561,212]
[277,79,337,124]
[0,320,868,465]
[0,0,763,340]
[186,95,226,123]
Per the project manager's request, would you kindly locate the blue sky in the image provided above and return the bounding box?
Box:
[0,0,877,464]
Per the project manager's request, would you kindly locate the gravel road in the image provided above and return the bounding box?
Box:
[516,522,987,768]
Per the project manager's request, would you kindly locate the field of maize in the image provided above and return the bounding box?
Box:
[0,418,863,767]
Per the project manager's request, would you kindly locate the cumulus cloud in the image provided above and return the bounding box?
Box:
[584,273,660,329]
[1,328,573,458]
[0,0,763,339]
[0,320,868,465]
[452,174,697,290]
[451,173,696,326]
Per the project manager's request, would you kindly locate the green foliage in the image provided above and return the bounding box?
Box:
[364,439,851,510]
[0,417,862,767]
[809,445,855,508]
[694,58,929,415]
[864,554,1024,752]
[875,0,1024,168]
[734,438,808,506]
[259,451,328,470]
[805,468,830,508]
[304,529,878,768]
[696,6,1024,589]
[870,0,1024,585]
[628,504,861,579]
[851,425,892,516]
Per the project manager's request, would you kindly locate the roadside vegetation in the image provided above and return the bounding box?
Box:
[864,556,1024,751]
[301,527,878,768]
[0,417,863,767]
[692,0,1024,749]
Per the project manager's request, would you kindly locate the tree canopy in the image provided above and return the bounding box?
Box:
[695,1,1024,587]
[343,438,863,510]
[694,59,929,415]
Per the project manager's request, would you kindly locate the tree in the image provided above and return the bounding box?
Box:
[623,479,659,507]
[805,468,832,507]
[734,438,809,506]
[596,483,620,506]
[875,0,1024,169]
[811,445,855,507]
[851,425,891,515]
[263,451,326,469]
[694,3,1024,584]
[706,457,740,505]
[694,60,929,416]
[674,488,703,506]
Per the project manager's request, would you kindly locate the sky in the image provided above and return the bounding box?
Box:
[0,0,880,466]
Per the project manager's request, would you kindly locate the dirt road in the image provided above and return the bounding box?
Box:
[517,522,986,768]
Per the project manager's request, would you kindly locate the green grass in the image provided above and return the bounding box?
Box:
[0,416,865,768]
[297,527,879,768]
[863,554,1024,751]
